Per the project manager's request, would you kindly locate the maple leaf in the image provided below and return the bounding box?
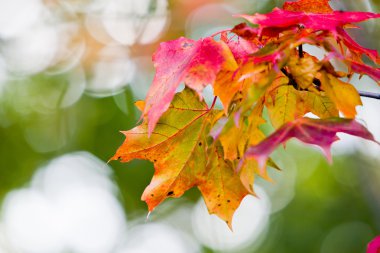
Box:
[336,27,380,64]
[298,90,339,119]
[239,8,380,33]
[246,117,378,168]
[349,61,380,84]
[287,54,321,90]
[111,88,216,211]
[112,88,248,226]
[198,144,249,228]
[143,37,237,134]
[265,76,300,129]
[319,71,362,118]
[238,7,380,62]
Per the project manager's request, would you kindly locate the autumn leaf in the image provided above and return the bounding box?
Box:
[266,77,300,129]
[246,117,378,168]
[319,71,362,118]
[239,8,380,34]
[238,7,380,62]
[218,117,247,161]
[112,88,251,226]
[143,37,237,134]
[287,54,321,90]
[198,144,249,228]
[348,60,380,84]
[336,27,379,64]
[112,88,217,211]
[298,90,339,119]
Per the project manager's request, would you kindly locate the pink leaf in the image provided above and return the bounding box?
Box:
[350,61,380,84]
[246,117,378,167]
[144,37,228,134]
[367,236,380,253]
[239,8,380,34]
[336,27,379,63]
[238,8,380,62]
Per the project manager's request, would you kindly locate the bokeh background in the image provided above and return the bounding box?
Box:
[0,0,379,252]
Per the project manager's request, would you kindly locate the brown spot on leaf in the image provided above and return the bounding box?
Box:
[167,191,174,196]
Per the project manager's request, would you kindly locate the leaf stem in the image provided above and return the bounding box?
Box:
[358,91,380,100]
[210,96,217,110]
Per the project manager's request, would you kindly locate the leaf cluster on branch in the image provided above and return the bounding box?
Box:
[111,0,380,228]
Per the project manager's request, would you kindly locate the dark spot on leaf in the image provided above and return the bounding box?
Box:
[237,156,240,160]
[218,204,221,207]
[154,159,157,162]
[167,191,174,196]
[217,194,220,197]
[198,142,202,146]
[118,156,121,160]
[151,194,154,197]
[227,200,231,203]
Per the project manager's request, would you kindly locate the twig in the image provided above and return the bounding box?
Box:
[358,91,380,100]
[298,44,304,58]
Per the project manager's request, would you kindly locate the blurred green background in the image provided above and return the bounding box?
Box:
[0,0,379,252]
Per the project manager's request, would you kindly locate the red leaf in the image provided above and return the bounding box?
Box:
[143,37,229,134]
[238,8,380,62]
[246,117,378,167]
[367,236,380,253]
[240,8,380,33]
[326,52,380,83]
[336,27,379,63]
[350,61,380,83]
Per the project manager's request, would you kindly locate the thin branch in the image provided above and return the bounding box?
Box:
[298,44,304,58]
[358,91,380,100]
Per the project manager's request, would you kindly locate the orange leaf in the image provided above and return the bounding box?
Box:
[283,0,333,13]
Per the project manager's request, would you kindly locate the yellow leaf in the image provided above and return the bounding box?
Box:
[112,88,216,212]
[198,144,249,228]
[214,63,268,114]
[288,54,321,90]
[320,72,362,118]
[266,82,299,129]
[218,40,239,71]
[219,118,247,161]
[298,90,339,118]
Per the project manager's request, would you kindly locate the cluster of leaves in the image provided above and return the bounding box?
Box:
[111,0,380,228]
